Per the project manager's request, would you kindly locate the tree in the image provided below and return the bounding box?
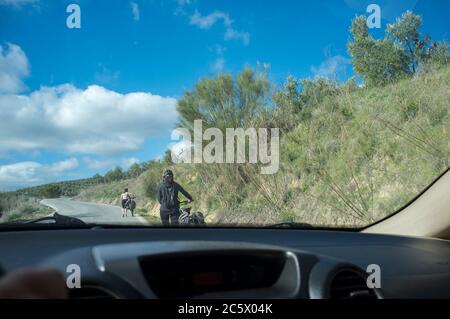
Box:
[272,76,341,131]
[273,77,302,113]
[39,184,62,198]
[299,78,340,108]
[127,163,142,178]
[104,166,124,182]
[386,11,450,72]
[163,149,174,165]
[348,16,409,87]
[140,160,151,170]
[177,67,270,132]
[429,41,450,66]
[271,76,303,131]
[387,11,429,73]
[92,173,104,183]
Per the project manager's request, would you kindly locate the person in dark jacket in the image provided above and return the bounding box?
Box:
[157,169,193,225]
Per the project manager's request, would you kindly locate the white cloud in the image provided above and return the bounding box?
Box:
[123,157,140,167]
[0,43,30,94]
[211,45,226,56]
[82,157,115,170]
[130,2,140,21]
[190,10,250,46]
[50,158,79,173]
[0,158,78,191]
[82,157,139,171]
[311,55,350,80]
[0,44,178,189]
[175,0,193,15]
[0,84,178,156]
[0,0,38,7]
[211,57,225,72]
[94,65,120,87]
[177,0,192,6]
[190,10,232,29]
[209,45,226,72]
[224,28,250,46]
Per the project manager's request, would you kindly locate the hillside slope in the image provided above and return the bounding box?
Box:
[75,65,450,227]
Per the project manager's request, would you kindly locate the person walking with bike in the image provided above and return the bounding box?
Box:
[157,169,193,225]
[120,188,134,218]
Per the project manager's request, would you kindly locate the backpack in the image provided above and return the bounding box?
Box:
[162,184,175,209]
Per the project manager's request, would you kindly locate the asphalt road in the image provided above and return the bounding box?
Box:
[41,197,148,226]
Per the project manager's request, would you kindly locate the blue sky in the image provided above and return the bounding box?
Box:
[0,0,449,190]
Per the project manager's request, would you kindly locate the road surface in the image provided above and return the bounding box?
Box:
[41,197,148,226]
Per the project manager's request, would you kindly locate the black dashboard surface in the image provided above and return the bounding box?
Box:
[0,227,449,298]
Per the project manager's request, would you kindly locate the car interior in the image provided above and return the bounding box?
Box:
[1,0,449,302]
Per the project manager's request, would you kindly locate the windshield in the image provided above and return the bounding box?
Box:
[0,0,449,229]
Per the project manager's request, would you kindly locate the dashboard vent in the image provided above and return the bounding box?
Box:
[69,287,116,299]
[329,269,379,299]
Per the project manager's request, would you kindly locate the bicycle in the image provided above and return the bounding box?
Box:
[124,196,136,217]
[178,200,205,225]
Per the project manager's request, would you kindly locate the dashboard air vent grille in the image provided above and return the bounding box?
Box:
[330,270,379,299]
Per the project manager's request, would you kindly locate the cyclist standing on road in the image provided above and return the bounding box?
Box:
[120,188,134,218]
[157,169,193,225]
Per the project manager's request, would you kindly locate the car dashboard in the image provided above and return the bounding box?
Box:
[0,227,449,299]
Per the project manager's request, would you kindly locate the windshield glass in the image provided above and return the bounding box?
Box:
[0,0,449,228]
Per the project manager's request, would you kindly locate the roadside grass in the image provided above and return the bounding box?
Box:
[0,197,54,223]
[131,207,159,225]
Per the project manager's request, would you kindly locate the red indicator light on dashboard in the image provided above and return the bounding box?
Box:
[192,272,224,286]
